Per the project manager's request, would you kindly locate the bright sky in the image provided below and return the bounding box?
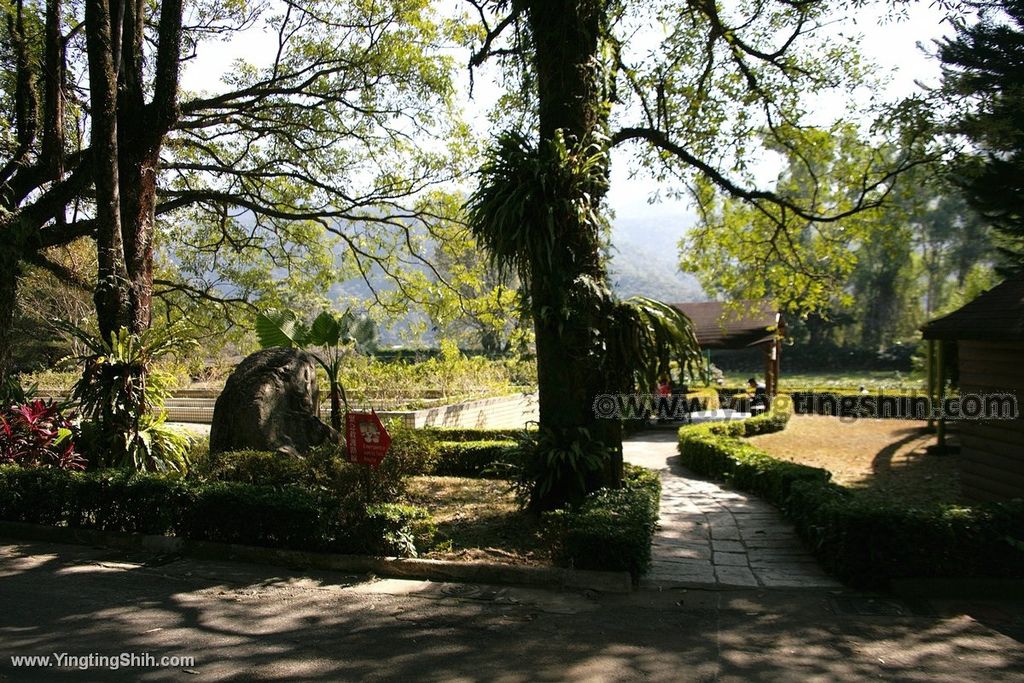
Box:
[604,2,956,233]
[179,1,957,240]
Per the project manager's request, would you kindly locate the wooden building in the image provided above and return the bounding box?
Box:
[921,277,1024,502]
[672,300,785,396]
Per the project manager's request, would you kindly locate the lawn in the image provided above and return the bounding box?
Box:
[713,370,925,394]
[777,370,923,392]
[403,476,551,566]
[746,414,962,506]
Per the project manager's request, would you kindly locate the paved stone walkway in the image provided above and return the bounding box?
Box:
[624,428,841,590]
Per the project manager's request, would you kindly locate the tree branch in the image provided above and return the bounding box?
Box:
[610,126,920,223]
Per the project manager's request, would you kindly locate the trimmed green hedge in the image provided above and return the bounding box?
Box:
[546,464,662,581]
[786,480,1024,586]
[433,440,519,478]
[677,411,1024,587]
[419,426,531,443]
[0,465,429,557]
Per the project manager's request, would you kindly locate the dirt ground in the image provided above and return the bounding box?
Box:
[747,415,962,505]
[404,476,550,566]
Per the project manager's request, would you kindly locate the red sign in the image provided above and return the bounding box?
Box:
[345,410,391,467]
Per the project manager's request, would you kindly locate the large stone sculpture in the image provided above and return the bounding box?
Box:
[209,347,334,455]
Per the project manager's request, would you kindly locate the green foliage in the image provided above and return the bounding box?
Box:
[545,464,662,580]
[337,350,533,407]
[611,296,706,391]
[256,307,376,430]
[0,464,431,558]
[181,482,335,550]
[434,440,520,478]
[677,410,1024,587]
[514,426,610,510]
[384,420,441,477]
[153,0,470,345]
[56,321,196,474]
[425,219,532,355]
[193,443,418,506]
[0,466,188,535]
[940,0,1024,271]
[420,426,531,442]
[0,375,37,407]
[357,503,436,557]
[195,450,310,488]
[466,130,610,283]
[786,481,1024,586]
[682,126,900,316]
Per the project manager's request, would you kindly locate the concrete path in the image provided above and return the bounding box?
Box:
[624,429,841,590]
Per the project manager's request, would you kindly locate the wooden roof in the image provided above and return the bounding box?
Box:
[672,300,782,349]
[921,276,1024,342]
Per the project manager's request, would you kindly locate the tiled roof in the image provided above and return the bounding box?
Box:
[671,300,782,349]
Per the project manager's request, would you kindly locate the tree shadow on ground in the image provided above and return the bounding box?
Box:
[1,540,1023,681]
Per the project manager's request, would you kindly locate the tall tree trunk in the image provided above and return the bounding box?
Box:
[86,0,180,339]
[524,0,620,510]
[80,0,181,463]
[0,253,21,382]
[86,0,132,341]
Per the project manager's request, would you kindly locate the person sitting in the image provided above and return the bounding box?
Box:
[748,377,769,415]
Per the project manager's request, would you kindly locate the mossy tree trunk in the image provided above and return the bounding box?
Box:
[0,255,20,380]
[85,0,182,339]
[522,0,622,510]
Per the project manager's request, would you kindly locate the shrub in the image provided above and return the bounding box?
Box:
[351,503,436,557]
[686,387,720,411]
[76,469,189,534]
[181,482,338,551]
[385,420,440,475]
[420,427,531,442]
[57,321,197,474]
[0,464,431,558]
[678,423,830,503]
[434,440,520,478]
[0,400,84,470]
[0,466,184,533]
[195,447,412,506]
[546,464,661,580]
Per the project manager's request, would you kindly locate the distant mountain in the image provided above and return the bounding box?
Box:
[326,215,707,345]
[608,216,706,302]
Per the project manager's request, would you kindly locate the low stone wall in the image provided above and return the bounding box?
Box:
[378,392,539,429]
[39,388,540,430]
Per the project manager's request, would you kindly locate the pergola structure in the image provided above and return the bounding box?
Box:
[672,300,785,396]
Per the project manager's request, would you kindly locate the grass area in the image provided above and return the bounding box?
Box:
[714,371,924,393]
[403,476,550,566]
[747,415,961,506]
[777,370,923,392]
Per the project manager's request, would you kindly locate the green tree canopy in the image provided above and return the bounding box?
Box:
[0,0,467,376]
[940,0,1024,271]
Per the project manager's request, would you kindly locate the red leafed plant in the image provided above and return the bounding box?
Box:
[0,400,85,470]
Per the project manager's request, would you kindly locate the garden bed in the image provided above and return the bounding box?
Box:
[746,415,961,506]
[0,423,661,581]
[403,476,549,566]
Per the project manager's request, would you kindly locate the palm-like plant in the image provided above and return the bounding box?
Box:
[613,296,706,392]
[55,320,196,473]
[255,308,375,432]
